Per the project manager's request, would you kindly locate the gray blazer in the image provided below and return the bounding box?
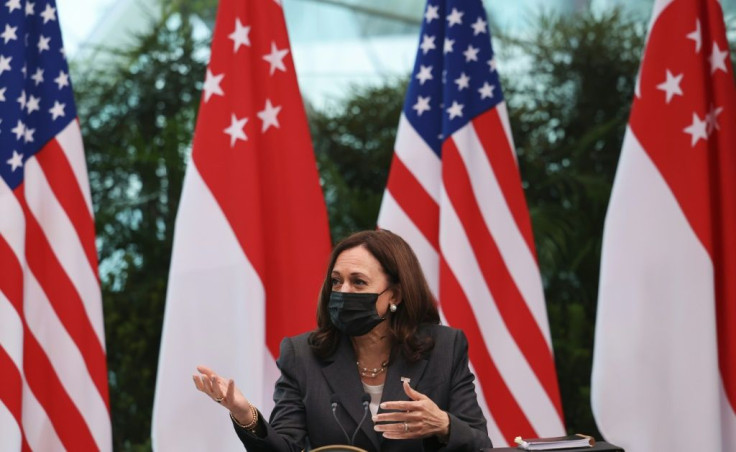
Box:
[233,324,492,451]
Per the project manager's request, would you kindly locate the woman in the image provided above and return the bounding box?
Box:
[193,230,492,451]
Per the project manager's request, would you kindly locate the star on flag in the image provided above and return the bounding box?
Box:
[420,34,436,54]
[463,44,479,62]
[471,17,487,35]
[446,100,463,119]
[0,54,13,75]
[54,70,69,89]
[202,69,224,102]
[412,95,431,116]
[5,0,21,13]
[37,35,51,52]
[709,42,729,74]
[478,81,494,99]
[40,3,56,23]
[447,7,463,27]
[416,65,433,84]
[6,149,23,171]
[228,18,251,52]
[454,72,470,90]
[656,69,683,103]
[262,42,289,75]
[687,19,702,52]
[1,24,17,43]
[224,114,248,147]
[683,112,708,146]
[424,4,439,23]
[49,100,65,120]
[257,98,281,132]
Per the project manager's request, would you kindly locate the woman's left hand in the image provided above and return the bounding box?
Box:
[372,380,450,441]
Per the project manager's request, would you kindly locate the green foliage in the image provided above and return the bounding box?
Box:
[72,8,207,450]
[308,80,407,242]
[500,9,646,435]
[169,0,218,24]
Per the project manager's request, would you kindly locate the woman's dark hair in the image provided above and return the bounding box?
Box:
[309,229,440,362]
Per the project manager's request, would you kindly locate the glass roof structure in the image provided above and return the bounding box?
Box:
[64,0,735,109]
[282,0,734,108]
[284,0,594,108]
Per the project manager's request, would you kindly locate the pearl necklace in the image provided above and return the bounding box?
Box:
[356,360,388,378]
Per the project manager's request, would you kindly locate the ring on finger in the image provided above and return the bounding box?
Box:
[403,421,409,433]
[215,397,224,403]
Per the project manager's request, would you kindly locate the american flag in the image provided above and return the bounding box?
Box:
[151,0,331,449]
[0,0,111,450]
[377,0,565,446]
[591,0,736,451]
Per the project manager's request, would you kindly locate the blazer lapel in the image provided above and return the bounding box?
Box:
[321,337,381,451]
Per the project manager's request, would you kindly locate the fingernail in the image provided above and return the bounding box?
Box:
[380,403,386,409]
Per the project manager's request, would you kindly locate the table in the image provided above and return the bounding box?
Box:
[487,441,623,451]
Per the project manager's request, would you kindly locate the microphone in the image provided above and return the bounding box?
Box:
[330,394,351,445]
[350,393,371,446]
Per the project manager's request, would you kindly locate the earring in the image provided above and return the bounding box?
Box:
[389,303,397,313]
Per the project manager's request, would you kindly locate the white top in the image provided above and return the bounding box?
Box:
[361,382,384,417]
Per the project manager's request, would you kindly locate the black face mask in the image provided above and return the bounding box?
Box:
[328,290,388,336]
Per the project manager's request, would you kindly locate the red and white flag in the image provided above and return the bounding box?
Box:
[151,0,331,449]
[0,1,111,450]
[591,0,736,451]
[377,0,565,446]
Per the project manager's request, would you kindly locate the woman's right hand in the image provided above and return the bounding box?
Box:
[193,365,253,425]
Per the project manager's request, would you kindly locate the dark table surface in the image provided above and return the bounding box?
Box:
[486,441,623,451]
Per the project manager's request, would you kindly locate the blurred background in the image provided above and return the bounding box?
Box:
[54,0,736,449]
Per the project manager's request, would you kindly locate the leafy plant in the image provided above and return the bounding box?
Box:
[73,8,207,449]
[500,8,646,435]
[308,79,407,242]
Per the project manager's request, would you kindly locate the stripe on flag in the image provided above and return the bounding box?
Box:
[0,1,111,450]
[377,0,565,445]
